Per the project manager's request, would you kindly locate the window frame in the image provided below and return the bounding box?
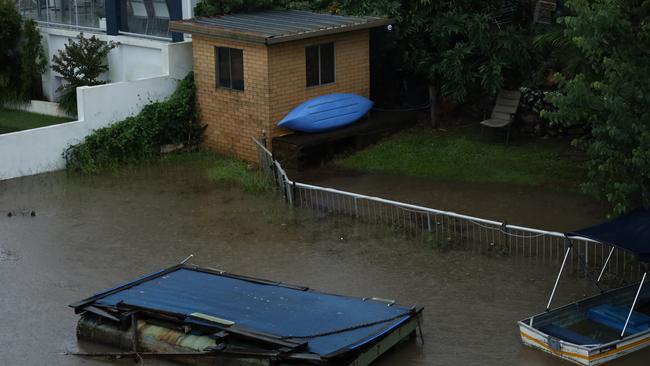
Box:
[215,46,244,91]
[305,42,336,88]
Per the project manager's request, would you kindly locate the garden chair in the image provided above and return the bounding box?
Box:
[480,89,521,144]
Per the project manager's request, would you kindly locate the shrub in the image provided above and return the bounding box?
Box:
[65,72,205,173]
[0,0,46,104]
[51,34,117,116]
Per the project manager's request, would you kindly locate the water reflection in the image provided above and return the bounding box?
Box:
[0,161,646,365]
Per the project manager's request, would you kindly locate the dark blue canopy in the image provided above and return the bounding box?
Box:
[566,209,650,262]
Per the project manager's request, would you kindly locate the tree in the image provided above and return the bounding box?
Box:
[194,0,290,16]
[0,0,45,104]
[543,0,650,214]
[51,34,117,116]
[314,0,536,127]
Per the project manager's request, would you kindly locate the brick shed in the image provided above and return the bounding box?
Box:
[171,10,392,162]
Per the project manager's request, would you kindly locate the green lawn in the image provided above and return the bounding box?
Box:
[337,126,587,191]
[0,108,73,134]
[160,150,272,193]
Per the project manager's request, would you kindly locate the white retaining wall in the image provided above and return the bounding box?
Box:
[2,100,72,118]
[0,76,180,181]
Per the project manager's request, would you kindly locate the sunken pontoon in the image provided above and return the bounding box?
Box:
[71,263,423,365]
[519,209,650,365]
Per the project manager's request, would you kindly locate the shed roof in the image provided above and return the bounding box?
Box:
[170,10,393,45]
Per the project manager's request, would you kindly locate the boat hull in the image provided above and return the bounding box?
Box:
[519,321,650,366]
[277,93,373,133]
[518,282,650,365]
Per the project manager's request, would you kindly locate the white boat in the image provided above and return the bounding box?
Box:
[518,210,650,365]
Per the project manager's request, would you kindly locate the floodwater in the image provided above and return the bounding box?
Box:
[295,167,610,232]
[0,160,646,366]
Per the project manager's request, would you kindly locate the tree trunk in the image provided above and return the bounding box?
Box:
[428,84,437,128]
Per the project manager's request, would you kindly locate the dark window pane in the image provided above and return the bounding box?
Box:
[217,47,231,88]
[320,43,335,84]
[305,45,319,87]
[230,48,244,91]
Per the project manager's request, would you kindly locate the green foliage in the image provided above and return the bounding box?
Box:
[19,20,47,100]
[207,158,272,193]
[338,127,585,190]
[543,0,650,213]
[51,34,117,116]
[194,0,291,16]
[315,0,537,102]
[65,73,205,174]
[0,0,46,104]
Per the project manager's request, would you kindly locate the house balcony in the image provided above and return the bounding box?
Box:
[15,0,194,41]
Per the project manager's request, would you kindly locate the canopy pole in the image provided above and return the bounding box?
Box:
[547,245,572,311]
[596,247,615,292]
[621,272,647,339]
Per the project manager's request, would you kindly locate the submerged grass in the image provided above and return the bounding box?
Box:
[338,126,587,191]
[0,108,73,134]
[160,150,272,193]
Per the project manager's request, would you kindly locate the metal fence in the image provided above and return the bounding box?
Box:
[253,138,642,283]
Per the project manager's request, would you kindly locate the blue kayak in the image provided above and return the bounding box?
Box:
[278,93,373,133]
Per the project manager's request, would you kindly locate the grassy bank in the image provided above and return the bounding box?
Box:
[0,108,73,134]
[337,126,587,191]
[159,150,272,193]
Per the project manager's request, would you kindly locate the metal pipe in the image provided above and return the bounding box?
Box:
[596,247,615,285]
[547,246,572,311]
[621,272,647,338]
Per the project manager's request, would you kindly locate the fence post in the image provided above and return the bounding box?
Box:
[427,212,431,232]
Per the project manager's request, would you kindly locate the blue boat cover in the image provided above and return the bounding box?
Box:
[84,267,414,357]
[566,209,650,262]
[587,304,650,335]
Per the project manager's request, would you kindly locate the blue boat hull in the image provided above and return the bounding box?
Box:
[278,93,373,133]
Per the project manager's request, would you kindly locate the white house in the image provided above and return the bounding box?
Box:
[14,0,196,101]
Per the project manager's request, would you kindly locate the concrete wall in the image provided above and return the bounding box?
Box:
[2,100,72,118]
[0,76,180,181]
[192,30,370,162]
[77,77,179,129]
[39,27,192,101]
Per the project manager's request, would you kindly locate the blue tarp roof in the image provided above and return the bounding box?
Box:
[567,209,650,262]
[79,267,415,357]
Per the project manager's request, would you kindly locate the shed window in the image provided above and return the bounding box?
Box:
[306,43,335,87]
[216,47,244,91]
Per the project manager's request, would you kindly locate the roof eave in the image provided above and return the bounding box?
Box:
[170,17,394,45]
[265,18,394,45]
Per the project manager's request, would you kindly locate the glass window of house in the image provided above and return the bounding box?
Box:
[120,0,170,38]
[215,47,244,91]
[305,43,335,87]
[17,0,105,29]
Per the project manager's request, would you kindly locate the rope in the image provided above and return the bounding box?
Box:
[280,312,411,339]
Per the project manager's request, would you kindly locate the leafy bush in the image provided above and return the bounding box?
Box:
[51,34,117,116]
[65,72,205,173]
[543,0,650,214]
[195,0,284,16]
[0,0,46,104]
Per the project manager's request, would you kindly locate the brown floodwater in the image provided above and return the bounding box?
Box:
[0,160,646,366]
[294,167,610,232]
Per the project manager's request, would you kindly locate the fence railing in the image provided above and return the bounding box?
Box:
[253,138,642,283]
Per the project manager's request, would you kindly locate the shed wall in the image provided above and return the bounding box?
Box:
[193,30,369,162]
[192,35,270,161]
[268,30,370,139]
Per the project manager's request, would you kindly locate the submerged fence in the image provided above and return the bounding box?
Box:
[253,138,642,282]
